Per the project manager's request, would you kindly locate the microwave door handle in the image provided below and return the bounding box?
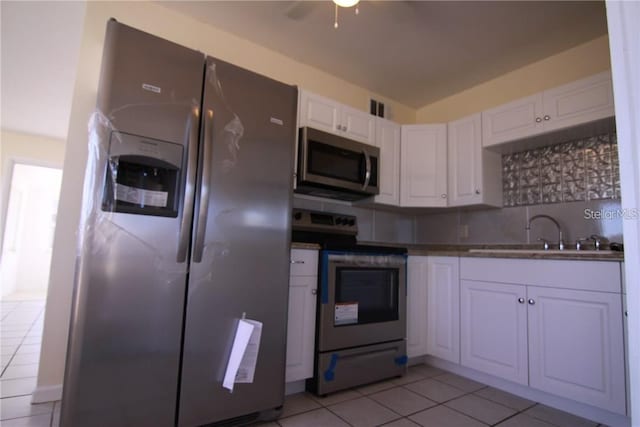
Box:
[193,109,213,263]
[177,106,199,263]
[362,148,371,190]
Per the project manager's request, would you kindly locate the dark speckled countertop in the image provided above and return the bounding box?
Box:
[291,242,321,250]
[291,241,624,261]
[361,242,625,261]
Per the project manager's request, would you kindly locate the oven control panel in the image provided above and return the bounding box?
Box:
[292,208,357,235]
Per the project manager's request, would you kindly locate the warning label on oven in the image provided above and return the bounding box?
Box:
[335,302,358,325]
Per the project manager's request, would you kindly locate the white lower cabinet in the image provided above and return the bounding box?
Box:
[459,258,626,415]
[286,249,318,383]
[527,286,625,414]
[407,256,428,358]
[426,257,460,363]
[460,280,528,385]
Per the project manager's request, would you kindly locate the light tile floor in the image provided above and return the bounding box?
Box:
[276,366,608,427]
[1,299,61,427]
[0,299,608,427]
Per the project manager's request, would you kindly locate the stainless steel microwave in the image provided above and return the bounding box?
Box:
[295,127,380,201]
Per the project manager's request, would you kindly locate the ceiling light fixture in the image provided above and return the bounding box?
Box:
[333,0,359,29]
[334,0,359,7]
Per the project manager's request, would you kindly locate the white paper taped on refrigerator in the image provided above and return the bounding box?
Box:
[223,319,263,392]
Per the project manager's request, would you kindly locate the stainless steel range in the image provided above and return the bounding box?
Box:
[292,209,408,395]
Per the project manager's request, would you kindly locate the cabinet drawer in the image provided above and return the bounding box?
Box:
[290,249,319,276]
[460,258,621,293]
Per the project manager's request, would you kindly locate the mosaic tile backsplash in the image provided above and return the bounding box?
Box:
[502,133,620,207]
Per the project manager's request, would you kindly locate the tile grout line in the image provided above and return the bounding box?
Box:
[0,302,44,382]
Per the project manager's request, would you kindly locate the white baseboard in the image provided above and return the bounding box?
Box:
[31,384,62,403]
[285,380,306,395]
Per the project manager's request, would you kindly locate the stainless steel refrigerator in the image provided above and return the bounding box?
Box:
[61,20,297,426]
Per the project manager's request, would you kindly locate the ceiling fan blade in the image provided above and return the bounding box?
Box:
[285,1,319,20]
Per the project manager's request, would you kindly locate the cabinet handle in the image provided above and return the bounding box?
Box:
[290,260,305,264]
[518,297,525,304]
[475,189,481,195]
[535,117,542,123]
[311,289,317,295]
[624,311,628,317]
[441,194,447,199]
[528,298,535,305]
[543,115,550,121]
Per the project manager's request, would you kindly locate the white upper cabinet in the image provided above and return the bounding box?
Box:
[542,72,616,132]
[447,113,502,207]
[299,90,340,134]
[483,71,614,147]
[482,94,544,147]
[374,118,401,205]
[341,104,376,144]
[400,124,448,207]
[299,90,375,145]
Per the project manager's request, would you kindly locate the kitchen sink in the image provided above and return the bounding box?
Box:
[468,249,617,255]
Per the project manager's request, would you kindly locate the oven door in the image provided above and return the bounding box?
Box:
[318,252,406,352]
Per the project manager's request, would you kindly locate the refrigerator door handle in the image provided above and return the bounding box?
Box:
[177,106,200,263]
[193,109,213,263]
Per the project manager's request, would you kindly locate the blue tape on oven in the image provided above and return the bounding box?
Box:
[394,355,408,366]
[324,353,339,382]
[320,251,330,304]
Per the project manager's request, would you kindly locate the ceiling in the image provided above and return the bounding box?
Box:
[0,1,608,140]
[1,1,85,140]
[161,0,609,109]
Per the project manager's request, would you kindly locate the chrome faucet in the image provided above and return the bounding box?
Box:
[590,234,608,250]
[526,214,564,251]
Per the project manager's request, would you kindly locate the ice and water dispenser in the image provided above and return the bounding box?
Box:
[102,132,183,217]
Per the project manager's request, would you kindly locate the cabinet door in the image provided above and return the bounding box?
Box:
[482,93,544,147]
[542,71,615,133]
[299,90,339,134]
[527,286,625,414]
[407,256,428,358]
[374,118,401,205]
[460,280,528,385]
[341,105,376,144]
[400,124,448,207]
[286,249,318,383]
[448,114,482,206]
[426,257,460,363]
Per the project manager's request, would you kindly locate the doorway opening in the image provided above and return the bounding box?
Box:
[1,163,62,384]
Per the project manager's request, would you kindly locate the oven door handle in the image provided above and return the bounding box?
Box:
[362,148,371,190]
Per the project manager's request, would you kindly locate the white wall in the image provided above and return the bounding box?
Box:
[415,36,612,123]
[606,2,640,425]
